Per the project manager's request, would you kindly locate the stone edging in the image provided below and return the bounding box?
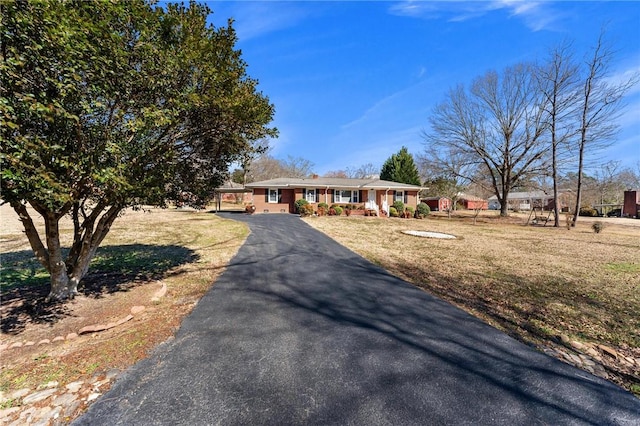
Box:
[0,281,167,353]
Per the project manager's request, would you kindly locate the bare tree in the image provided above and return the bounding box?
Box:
[246,154,315,182]
[536,41,580,226]
[417,145,470,217]
[571,30,638,226]
[425,64,549,216]
[323,170,349,178]
[347,163,379,179]
[281,155,315,178]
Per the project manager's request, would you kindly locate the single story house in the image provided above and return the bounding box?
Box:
[420,197,451,212]
[457,193,488,210]
[488,191,569,211]
[244,177,423,214]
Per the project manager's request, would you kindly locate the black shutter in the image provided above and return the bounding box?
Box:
[265,189,269,203]
[393,190,397,202]
[404,192,408,204]
[303,188,307,200]
[315,189,319,203]
[331,189,335,204]
[278,189,282,202]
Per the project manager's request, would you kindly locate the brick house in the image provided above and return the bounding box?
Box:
[244,177,422,214]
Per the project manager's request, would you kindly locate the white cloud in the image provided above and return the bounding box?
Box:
[388,0,560,32]
[223,2,313,41]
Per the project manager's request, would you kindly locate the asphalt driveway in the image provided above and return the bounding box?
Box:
[75,213,640,425]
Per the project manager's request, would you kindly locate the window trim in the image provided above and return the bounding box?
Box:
[268,188,279,203]
[335,189,359,204]
[305,188,317,203]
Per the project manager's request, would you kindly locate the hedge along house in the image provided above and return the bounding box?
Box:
[244,177,423,214]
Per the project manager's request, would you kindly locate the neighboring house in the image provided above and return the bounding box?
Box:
[244,177,422,214]
[420,197,451,212]
[457,193,488,210]
[623,190,640,218]
[488,191,569,211]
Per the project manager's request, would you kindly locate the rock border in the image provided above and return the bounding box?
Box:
[0,281,169,425]
[0,281,165,353]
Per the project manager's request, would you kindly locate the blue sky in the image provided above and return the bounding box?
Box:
[208,1,640,176]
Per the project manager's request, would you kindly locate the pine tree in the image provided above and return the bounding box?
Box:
[380,147,421,185]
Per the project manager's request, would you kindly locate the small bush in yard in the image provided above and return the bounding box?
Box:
[592,221,605,233]
[295,199,309,213]
[389,206,399,217]
[415,203,430,218]
[333,206,343,216]
[299,203,314,217]
[318,202,329,210]
[392,201,405,213]
[579,207,598,217]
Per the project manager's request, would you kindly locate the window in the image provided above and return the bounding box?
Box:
[305,188,317,203]
[335,189,359,203]
[394,190,408,204]
[268,188,278,203]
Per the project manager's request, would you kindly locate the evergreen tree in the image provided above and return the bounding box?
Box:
[1,1,276,301]
[380,147,421,185]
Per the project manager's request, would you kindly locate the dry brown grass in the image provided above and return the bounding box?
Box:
[1,204,248,403]
[303,211,640,395]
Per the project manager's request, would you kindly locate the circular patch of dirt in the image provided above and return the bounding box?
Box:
[402,230,457,239]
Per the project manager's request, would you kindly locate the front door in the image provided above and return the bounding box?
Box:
[367,190,377,210]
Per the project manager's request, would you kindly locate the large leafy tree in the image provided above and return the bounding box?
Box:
[1,1,276,301]
[380,146,421,185]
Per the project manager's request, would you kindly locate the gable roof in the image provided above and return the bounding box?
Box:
[245,177,422,190]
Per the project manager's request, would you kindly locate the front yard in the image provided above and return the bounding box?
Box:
[303,212,640,396]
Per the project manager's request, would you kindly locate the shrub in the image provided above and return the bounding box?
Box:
[579,207,598,217]
[299,203,314,217]
[245,204,256,214]
[328,208,337,216]
[592,221,605,233]
[389,206,399,217]
[318,202,329,210]
[405,206,414,215]
[333,206,343,216]
[415,203,430,219]
[317,207,326,216]
[295,198,309,213]
[392,201,405,213]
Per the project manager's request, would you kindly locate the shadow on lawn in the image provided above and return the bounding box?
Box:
[0,244,198,334]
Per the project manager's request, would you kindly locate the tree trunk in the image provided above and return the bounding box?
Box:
[572,139,585,227]
[552,138,560,227]
[500,201,509,217]
[43,212,75,301]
